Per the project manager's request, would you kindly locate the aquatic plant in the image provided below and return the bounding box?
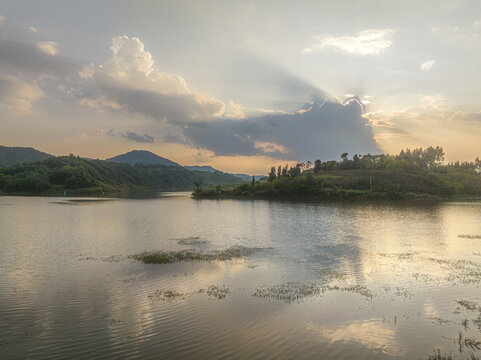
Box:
[148,290,187,302]
[131,245,263,264]
[198,285,231,300]
[174,236,208,245]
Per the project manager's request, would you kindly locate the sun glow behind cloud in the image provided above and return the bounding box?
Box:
[303,29,394,55]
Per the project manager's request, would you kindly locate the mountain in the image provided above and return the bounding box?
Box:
[184,165,220,173]
[106,150,181,167]
[0,145,52,167]
[0,155,245,195]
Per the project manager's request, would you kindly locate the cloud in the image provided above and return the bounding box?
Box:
[364,95,481,160]
[85,36,225,124]
[122,131,155,143]
[421,59,436,72]
[29,26,38,33]
[182,100,380,161]
[225,100,246,119]
[36,41,58,56]
[303,29,394,55]
[0,40,77,77]
[0,15,4,23]
[0,75,44,113]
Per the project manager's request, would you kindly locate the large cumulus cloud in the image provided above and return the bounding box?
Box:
[183,99,380,161]
[82,36,225,124]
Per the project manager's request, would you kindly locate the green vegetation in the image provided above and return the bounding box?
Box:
[198,285,231,300]
[193,146,481,200]
[131,245,263,264]
[0,155,243,196]
[0,145,51,167]
[148,290,187,302]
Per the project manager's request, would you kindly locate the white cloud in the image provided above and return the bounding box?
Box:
[85,36,225,123]
[0,15,5,23]
[29,26,38,33]
[421,59,436,72]
[304,29,394,55]
[0,75,44,113]
[474,20,481,29]
[225,100,246,119]
[36,41,58,56]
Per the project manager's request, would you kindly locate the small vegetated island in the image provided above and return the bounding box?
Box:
[193,147,481,201]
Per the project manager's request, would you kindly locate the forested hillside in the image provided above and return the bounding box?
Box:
[194,147,481,200]
[0,146,52,167]
[0,155,243,195]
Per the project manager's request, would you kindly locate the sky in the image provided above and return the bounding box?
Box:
[0,0,480,174]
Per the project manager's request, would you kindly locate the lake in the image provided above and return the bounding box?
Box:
[1,194,481,359]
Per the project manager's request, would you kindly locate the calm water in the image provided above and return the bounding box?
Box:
[1,194,481,359]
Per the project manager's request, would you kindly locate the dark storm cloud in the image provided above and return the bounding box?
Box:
[183,100,380,161]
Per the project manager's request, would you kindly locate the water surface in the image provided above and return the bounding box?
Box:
[1,194,481,359]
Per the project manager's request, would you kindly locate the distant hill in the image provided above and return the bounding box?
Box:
[106,150,181,167]
[232,174,265,182]
[0,155,245,195]
[184,165,219,173]
[0,145,52,167]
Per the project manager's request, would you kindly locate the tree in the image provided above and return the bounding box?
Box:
[314,160,321,173]
[277,165,282,179]
[341,153,349,161]
[268,166,277,181]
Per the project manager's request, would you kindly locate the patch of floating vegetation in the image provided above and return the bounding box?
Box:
[393,286,414,300]
[377,251,419,261]
[382,251,481,287]
[422,349,453,360]
[413,273,437,284]
[253,282,321,304]
[473,315,481,331]
[428,315,456,326]
[252,282,373,304]
[78,255,124,262]
[131,245,265,264]
[174,236,208,245]
[148,290,187,302]
[456,332,481,353]
[316,269,351,282]
[459,235,481,240]
[109,319,124,326]
[198,285,231,300]
[456,300,481,312]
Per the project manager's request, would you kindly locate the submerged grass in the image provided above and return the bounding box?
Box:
[131,245,264,264]
[253,282,374,304]
[148,290,187,302]
[174,236,208,245]
[198,285,231,300]
[459,235,481,240]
